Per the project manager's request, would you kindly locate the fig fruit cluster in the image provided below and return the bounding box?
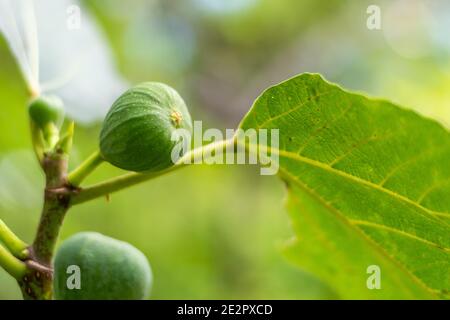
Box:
[53,83,191,299]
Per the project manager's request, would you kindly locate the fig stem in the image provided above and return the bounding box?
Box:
[71,138,236,205]
[67,149,104,187]
[0,244,27,280]
[0,218,29,259]
[20,150,71,300]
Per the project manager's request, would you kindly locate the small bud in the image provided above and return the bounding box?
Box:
[28,95,65,149]
[28,95,65,128]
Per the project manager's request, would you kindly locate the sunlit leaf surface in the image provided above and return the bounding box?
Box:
[240,73,450,299]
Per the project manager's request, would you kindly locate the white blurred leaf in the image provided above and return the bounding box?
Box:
[0,0,127,123]
[36,0,127,123]
[0,0,40,95]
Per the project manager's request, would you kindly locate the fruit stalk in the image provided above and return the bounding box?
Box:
[0,245,27,279]
[71,138,236,205]
[0,219,28,259]
[67,150,104,187]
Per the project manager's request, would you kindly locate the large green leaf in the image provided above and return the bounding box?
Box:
[239,73,450,299]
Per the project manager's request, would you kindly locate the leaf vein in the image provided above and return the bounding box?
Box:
[417,176,450,205]
[297,96,353,155]
[378,144,448,187]
[256,89,334,129]
[350,219,450,252]
[279,167,440,297]
[274,148,450,222]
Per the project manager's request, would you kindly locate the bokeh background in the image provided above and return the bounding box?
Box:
[0,0,449,299]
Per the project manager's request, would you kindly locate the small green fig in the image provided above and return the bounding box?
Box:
[99,82,192,172]
[28,95,64,128]
[53,232,152,300]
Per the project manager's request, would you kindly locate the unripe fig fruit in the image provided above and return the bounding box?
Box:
[99,82,192,172]
[28,95,64,128]
[53,232,152,300]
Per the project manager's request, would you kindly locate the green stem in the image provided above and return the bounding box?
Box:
[34,152,69,263]
[0,219,28,259]
[19,151,70,300]
[67,150,104,187]
[71,138,236,205]
[32,192,70,265]
[0,244,27,279]
[71,167,178,205]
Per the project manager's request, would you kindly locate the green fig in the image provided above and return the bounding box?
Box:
[99,82,192,172]
[53,232,152,300]
[28,95,64,128]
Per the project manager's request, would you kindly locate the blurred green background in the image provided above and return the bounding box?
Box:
[1,0,449,299]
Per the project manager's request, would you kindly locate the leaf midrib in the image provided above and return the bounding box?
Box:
[248,140,450,248]
[274,147,450,222]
